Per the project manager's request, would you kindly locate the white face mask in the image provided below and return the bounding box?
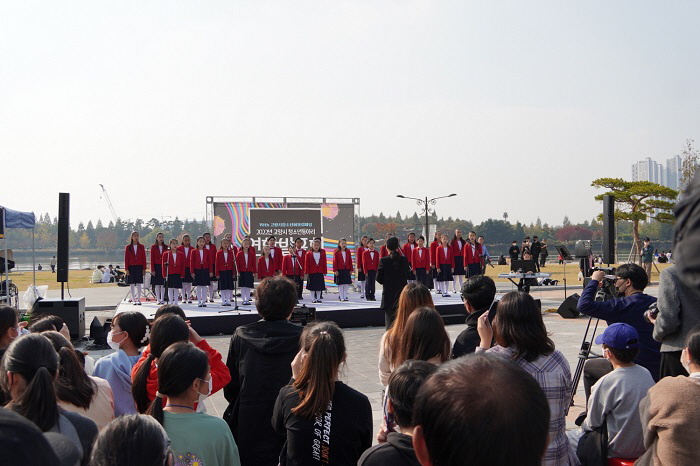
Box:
[107,330,126,351]
[197,376,212,404]
[682,348,692,374]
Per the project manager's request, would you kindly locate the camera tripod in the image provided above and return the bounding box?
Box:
[567,315,602,415]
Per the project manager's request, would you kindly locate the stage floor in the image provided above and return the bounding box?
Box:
[114,291,467,335]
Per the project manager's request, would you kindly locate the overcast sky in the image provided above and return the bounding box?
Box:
[2,1,698,227]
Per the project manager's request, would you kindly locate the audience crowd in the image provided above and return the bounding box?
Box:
[1,264,699,465]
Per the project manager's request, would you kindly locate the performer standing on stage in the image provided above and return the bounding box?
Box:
[403,232,418,284]
[216,237,237,306]
[436,234,454,297]
[124,231,147,305]
[451,229,466,293]
[380,233,392,258]
[150,232,167,305]
[464,230,483,278]
[191,236,213,307]
[294,238,306,294]
[163,238,185,305]
[267,236,283,275]
[477,235,490,274]
[413,236,432,289]
[333,238,353,302]
[236,237,256,305]
[203,232,217,303]
[305,237,327,303]
[355,235,368,298]
[363,238,379,301]
[430,232,441,293]
[257,245,276,281]
[283,244,305,300]
[224,233,239,256]
[177,234,194,303]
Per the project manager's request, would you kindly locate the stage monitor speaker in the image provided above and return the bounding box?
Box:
[603,195,615,264]
[557,293,580,319]
[33,298,85,339]
[57,193,70,283]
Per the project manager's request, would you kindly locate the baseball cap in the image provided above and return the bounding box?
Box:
[595,323,640,349]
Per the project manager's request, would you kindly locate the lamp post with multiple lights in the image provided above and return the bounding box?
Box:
[396,194,457,241]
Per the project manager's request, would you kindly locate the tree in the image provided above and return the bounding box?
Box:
[555,225,593,242]
[562,216,571,227]
[592,178,677,263]
[680,138,699,192]
[79,232,90,249]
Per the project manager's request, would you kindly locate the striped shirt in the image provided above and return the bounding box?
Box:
[485,345,578,466]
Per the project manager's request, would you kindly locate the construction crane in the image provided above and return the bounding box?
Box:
[99,184,120,223]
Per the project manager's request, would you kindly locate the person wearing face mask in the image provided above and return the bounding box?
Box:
[508,240,520,263]
[567,324,655,463]
[577,264,661,403]
[147,342,241,466]
[0,305,24,361]
[93,311,150,416]
[636,325,700,466]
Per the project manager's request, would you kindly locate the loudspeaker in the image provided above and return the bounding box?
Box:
[556,293,580,319]
[33,298,85,339]
[603,195,615,264]
[57,193,70,283]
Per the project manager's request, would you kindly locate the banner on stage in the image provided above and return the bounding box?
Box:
[249,208,322,249]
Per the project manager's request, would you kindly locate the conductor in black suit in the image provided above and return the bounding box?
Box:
[377,236,411,329]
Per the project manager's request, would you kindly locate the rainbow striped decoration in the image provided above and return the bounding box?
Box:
[223,202,285,246]
[323,238,356,287]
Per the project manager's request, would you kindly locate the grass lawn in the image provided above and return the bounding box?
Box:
[482,262,671,285]
[2,270,109,291]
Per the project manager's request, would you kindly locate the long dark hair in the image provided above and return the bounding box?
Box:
[153,232,165,247]
[387,236,400,259]
[451,230,464,248]
[0,305,18,342]
[129,231,139,245]
[113,311,149,348]
[387,284,435,367]
[493,291,555,362]
[1,334,60,431]
[43,331,95,409]
[396,307,450,365]
[335,238,347,253]
[292,322,345,418]
[132,315,190,413]
[147,342,208,425]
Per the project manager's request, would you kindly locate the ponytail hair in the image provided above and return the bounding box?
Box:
[292,322,345,418]
[42,331,95,409]
[132,315,189,413]
[1,334,60,431]
[146,342,208,425]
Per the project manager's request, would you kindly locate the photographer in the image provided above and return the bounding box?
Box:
[577,264,661,399]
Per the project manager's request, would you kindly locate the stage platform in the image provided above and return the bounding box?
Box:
[114,292,467,335]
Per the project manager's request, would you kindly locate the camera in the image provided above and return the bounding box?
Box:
[592,266,617,302]
[644,302,659,324]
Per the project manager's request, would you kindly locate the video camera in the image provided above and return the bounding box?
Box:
[591,266,617,302]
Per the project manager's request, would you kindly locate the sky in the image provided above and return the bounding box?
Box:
[2,1,699,227]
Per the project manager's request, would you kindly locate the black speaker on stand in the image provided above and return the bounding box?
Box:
[57,193,70,298]
[556,293,580,319]
[603,195,615,265]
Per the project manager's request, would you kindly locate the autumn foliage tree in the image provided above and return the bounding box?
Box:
[592,178,677,262]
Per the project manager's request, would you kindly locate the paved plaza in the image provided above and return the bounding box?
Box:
[82,283,659,440]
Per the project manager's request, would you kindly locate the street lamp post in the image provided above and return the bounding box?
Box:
[396,194,457,241]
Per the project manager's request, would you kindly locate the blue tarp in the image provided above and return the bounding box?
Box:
[2,207,35,229]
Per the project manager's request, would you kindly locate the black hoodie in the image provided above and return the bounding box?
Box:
[223,319,303,466]
[358,432,421,466]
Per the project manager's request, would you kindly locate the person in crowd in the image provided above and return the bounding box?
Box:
[412,353,551,466]
[463,230,482,279]
[101,265,115,283]
[518,249,538,293]
[146,342,240,466]
[378,284,435,386]
[359,360,437,466]
[403,232,418,284]
[450,229,466,293]
[131,314,231,413]
[640,237,654,280]
[203,232,218,303]
[412,236,432,289]
[42,331,114,430]
[29,314,71,340]
[429,232,441,292]
[567,323,655,462]
[0,408,65,465]
[452,275,497,358]
[648,264,700,378]
[377,236,411,329]
[477,235,490,273]
[273,321,373,466]
[283,243,305,300]
[636,324,700,465]
[577,264,661,399]
[380,232,393,258]
[93,311,150,416]
[333,238,354,301]
[236,237,256,305]
[540,238,549,267]
[51,255,57,273]
[477,291,577,465]
[355,235,368,298]
[91,265,104,284]
[90,414,174,466]
[162,238,185,305]
[215,237,236,306]
[363,238,379,301]
[125,231,147,305]
[508,240,520,262]
[0,305,22,362]
[257,244,276,281]
[397,307,450,372]
[531,235,542,272]
[497,254,507,265]
[177,234,195,303]
[434,234,454,297]
[150,232,167,305]
[304,237,327,303]
[191,236,213,307]
[267,235,283,274]
[223,276,303,466]
[1,333,98,465]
